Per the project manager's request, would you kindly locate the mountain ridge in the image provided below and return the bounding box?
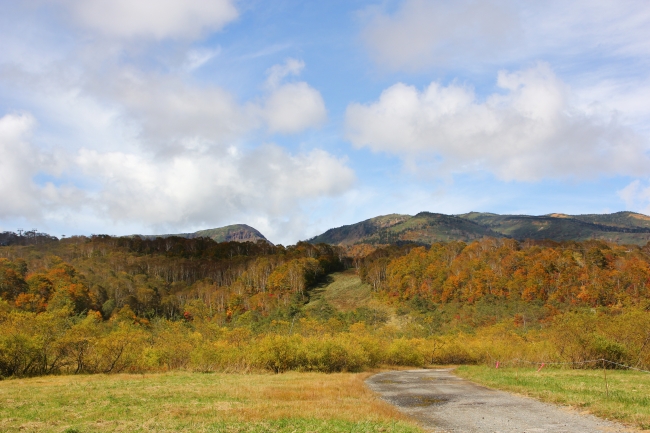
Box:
[309,211,650,246]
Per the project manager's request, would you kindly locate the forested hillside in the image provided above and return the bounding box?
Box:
[1,235,650,377]
[1,236,343,321]
[360,238,650,306]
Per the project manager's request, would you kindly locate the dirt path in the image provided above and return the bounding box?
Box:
[366,369,636,433]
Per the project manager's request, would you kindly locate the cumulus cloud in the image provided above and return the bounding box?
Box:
[345,63,650,181]
[86,59,326,148]
[260,59,327,134]
[0,106,353,238]
[362,0,520,71]
[75,145,355,229]
[0,51,342,238]
[0,56,343,233]
[52,0,238,39]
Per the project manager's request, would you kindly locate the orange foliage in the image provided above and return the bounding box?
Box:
[364,238,650,308]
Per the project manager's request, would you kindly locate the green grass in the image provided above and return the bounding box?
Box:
[456,365,650,430]
[0,371,421,433]
[307,271,374,312]
[55,419,414,433]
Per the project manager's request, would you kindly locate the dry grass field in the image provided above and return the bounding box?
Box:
[0,371,421,433]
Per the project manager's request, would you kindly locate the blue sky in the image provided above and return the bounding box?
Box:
[1,0,650,244]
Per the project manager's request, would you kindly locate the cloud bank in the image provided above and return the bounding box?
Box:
[0,50,345,240]
[76,145,354,228]
[0,109,354,236]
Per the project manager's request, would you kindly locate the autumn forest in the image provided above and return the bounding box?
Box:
[1,233,650,378]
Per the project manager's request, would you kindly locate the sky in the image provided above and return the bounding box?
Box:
[1,0,650,244]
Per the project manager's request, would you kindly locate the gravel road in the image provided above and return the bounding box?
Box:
[366,368,636,433]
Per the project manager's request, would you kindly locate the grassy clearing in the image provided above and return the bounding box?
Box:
[456,365,650,430]
[0,371,421,433]
[307,271,376,312]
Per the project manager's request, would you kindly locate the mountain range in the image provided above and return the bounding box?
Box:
[307,211,650,246]
[133,211,650,247]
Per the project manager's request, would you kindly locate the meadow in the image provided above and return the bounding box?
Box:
[0,371,421,433]
[456,365,650,430]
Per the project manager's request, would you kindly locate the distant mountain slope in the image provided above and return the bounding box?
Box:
[137,224,269,244]
[461,212,650,244]
[308,214,410,245]
[567,211,650,229]
[309,212,505,246]
[309,211,650,246]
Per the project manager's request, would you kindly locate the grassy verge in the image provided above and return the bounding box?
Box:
[456,365,650,430]
[0,371,421,433]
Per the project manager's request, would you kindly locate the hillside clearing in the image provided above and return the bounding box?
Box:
[307,270,375,312]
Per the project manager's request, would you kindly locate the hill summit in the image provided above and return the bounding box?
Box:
[137,224,269,244]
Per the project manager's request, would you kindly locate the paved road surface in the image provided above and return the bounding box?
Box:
[366,369,636,433]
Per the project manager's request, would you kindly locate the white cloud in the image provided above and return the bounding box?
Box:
[260,59,327,134]
[618,180,650,214]
[0,103,353,241]
[262,82,327,134]
[86,60,326,145]
[361,0,520,71]
[0,47,341,240]
[345,63,650,181]
[75,145,355,231]
[266,58,305,88]
[52,0,238,39]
